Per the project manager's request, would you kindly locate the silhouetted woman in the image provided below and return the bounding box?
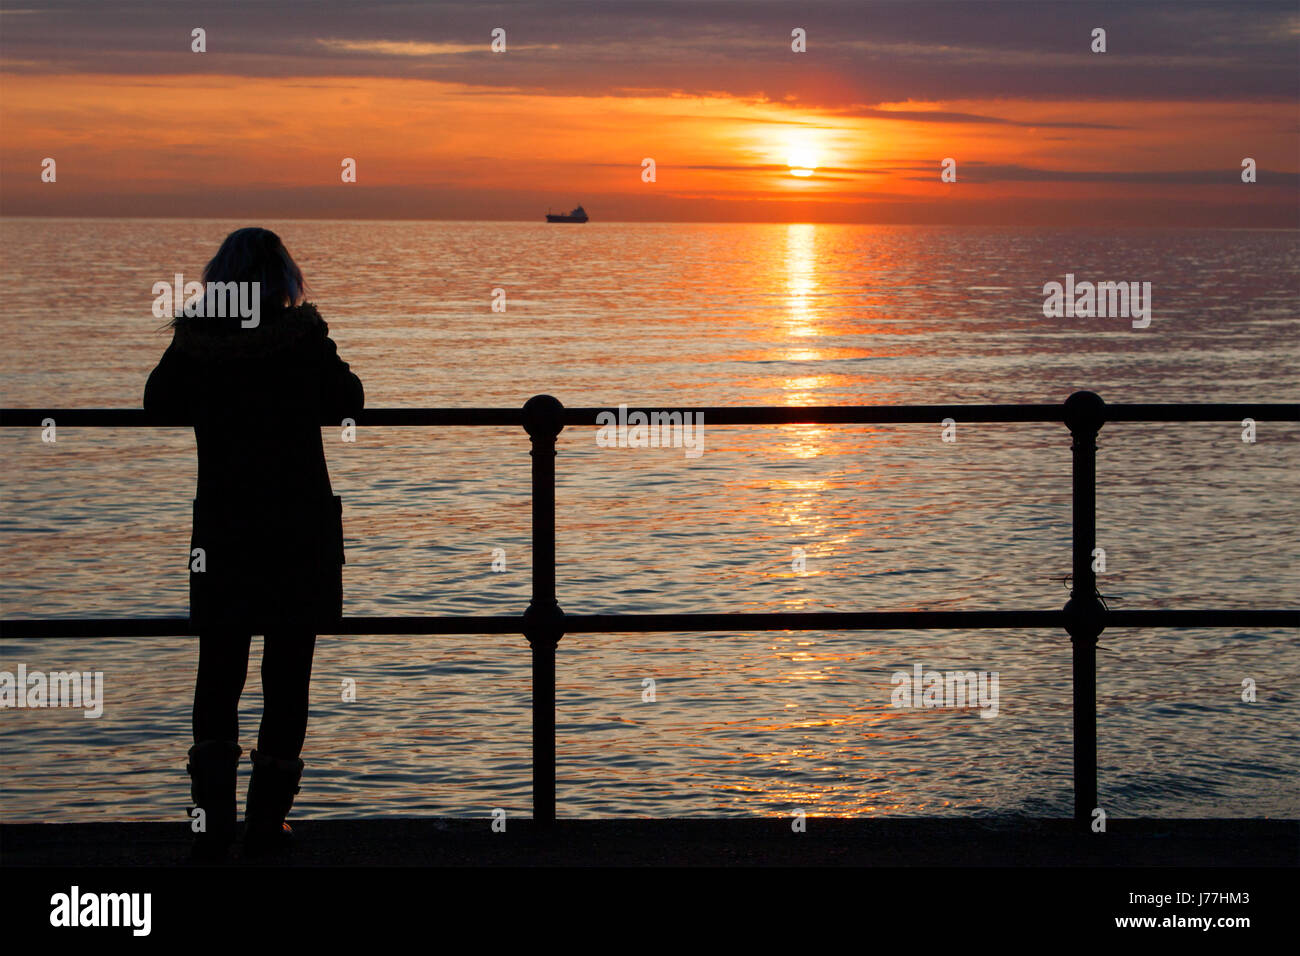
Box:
[144,228,363,859]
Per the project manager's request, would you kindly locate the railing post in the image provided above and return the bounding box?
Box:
[522,394,565,829]
[1063,390,1107,831]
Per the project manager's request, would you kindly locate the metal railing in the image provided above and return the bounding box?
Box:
[2,391,1298,829]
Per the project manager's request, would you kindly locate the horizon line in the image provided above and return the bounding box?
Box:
[2,215,1296,232]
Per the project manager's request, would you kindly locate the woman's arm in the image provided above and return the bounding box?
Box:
[143,343,193,417]
[315,332,364,422]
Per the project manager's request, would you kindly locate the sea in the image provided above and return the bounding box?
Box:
[1,218,1296,821]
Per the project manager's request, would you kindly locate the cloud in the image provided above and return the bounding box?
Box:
[1,1,1295,104]
[316,38,558,56]
[841,107,1125,129]
[901,163,1300,186]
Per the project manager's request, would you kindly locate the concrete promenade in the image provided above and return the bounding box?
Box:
[4,817,1296,867]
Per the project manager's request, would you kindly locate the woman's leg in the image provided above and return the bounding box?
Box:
[257,631,317,758]
[243,631,316,852]
[188,630,250,859]
[192,630,251,743]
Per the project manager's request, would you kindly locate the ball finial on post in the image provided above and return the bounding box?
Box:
[523,394,564,439]
[1064,390,1106,435]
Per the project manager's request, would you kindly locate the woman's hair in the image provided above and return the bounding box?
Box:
[171,227,307,327]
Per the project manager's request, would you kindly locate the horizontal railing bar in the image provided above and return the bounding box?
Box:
[2,403,1297,428]
[565,611,1067,630]
[0,616,524,638]
[566,610,1300,631]
[1104,610,1300,627]
[562,404,1300,426]
[1104,404,1300,423]
[3,609,1296,638]
[0,409,525,427]
[565,405,1067,425]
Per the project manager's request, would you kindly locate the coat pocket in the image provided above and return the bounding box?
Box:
[329,494,345,565]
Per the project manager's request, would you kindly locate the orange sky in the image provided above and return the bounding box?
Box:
[2,1,1296,225]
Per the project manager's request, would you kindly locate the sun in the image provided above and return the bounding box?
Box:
[787,147,818,178]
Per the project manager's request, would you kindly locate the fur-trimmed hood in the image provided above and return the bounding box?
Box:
[145,299,363,424]
[167,302,331,362]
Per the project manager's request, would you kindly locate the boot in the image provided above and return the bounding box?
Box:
[243,749,304,857]
[186,739,242,862]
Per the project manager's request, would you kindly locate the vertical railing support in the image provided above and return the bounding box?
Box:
[522,394,565,829]
[1063,390,1107,831]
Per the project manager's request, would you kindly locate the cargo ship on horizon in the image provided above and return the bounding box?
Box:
[546,204,588,223]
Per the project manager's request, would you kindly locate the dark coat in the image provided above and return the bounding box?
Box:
[143,303,364,633]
